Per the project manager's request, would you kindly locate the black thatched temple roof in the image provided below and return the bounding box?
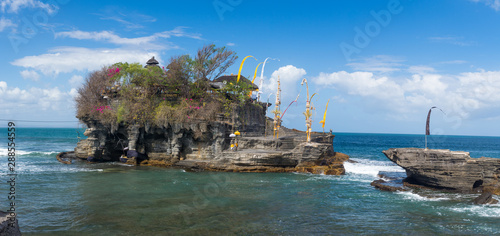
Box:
[145,56,160,68]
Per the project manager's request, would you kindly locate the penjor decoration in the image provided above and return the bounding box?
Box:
[257,58,279,102]
[425,106,445,149]
[319,99,330,133]
[272,76,282,138]
[281,93,300,120]
[301,78,317,142]
[264,93,273,137]
[249,62,263,97]
[237,55,257,83]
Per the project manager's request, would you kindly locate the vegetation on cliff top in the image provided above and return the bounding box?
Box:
[76,44,258,127]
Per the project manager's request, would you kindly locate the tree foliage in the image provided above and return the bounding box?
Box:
[75,44,247,126]
[192,44,238,81]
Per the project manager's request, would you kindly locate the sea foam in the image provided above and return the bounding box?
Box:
[0,148,59,156]
[344,158,404,177]
[396,191,450,202]
[450,204,500,218]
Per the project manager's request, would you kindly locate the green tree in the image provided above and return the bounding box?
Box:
[165,55,192,98]
[192,44,238,81]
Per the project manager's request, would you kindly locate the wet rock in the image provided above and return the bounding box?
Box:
[383,148,500,193]
[370,179,407,192]
[483,183,500,196]
[74,103,349,175]
[0,211,21,236]
[473,192,499,205]
[377,171,406,180]
[56,151,75,164]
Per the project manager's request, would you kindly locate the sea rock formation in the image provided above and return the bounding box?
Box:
[73,102,348,175]
[0,211,21,236]
[383,148,500,193]
[370,179,408,192]
[473,192,499,205]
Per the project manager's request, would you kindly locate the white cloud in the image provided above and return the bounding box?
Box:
[11,47,160,75]
[101,16,144,29]
[99,11,157,30]
[0,81,74,112]
[55,27,202,49]
[20,70,40,81]
[0,81,6,91]
[262,65,306,103]
[458,70,500,104]
[227,42,235,46]
[69,75,84,88]
[0,0,58,14]
[403,74,448,95]
[408,66,435,74]
[69,88,78,99]
[347,55,404,73]
[315,71,404,101]
[12,27,203,76]
[0,17,15,32]
[313,69,500,121]
[438,60,467,65]
[470,0,500,11]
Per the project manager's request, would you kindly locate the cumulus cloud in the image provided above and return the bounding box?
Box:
[261,65,306,103]
[315,71,404,102]
[0,81,74,112]
[69,75,84,88]
[0,0,58,14]
[470,0,500,11]
[0,17,15,32]
[313,69,500,120]
[20,70,40,81]
[11,47,160,75]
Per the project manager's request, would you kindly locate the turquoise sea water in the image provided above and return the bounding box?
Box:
[1,128,500,235]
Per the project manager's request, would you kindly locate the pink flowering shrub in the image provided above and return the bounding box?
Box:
[107,67,121,78]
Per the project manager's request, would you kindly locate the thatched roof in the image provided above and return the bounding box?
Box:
[211,75,259,90]
[145,56,159,68]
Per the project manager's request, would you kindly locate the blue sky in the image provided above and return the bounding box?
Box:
[1,0,500,136]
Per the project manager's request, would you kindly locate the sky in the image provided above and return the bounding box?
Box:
[1,0,500,136]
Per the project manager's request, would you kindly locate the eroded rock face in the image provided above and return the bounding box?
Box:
[175,140,347,175]
[383,148,500,193]
[74,103,348,175]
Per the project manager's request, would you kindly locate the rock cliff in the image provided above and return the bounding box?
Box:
[383,148,500,194]
[73,102,348,175]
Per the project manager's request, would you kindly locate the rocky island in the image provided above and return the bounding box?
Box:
[64,45,349,175]
[382,148,500,195]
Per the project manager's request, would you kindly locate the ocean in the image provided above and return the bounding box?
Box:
[1,128,499,235]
